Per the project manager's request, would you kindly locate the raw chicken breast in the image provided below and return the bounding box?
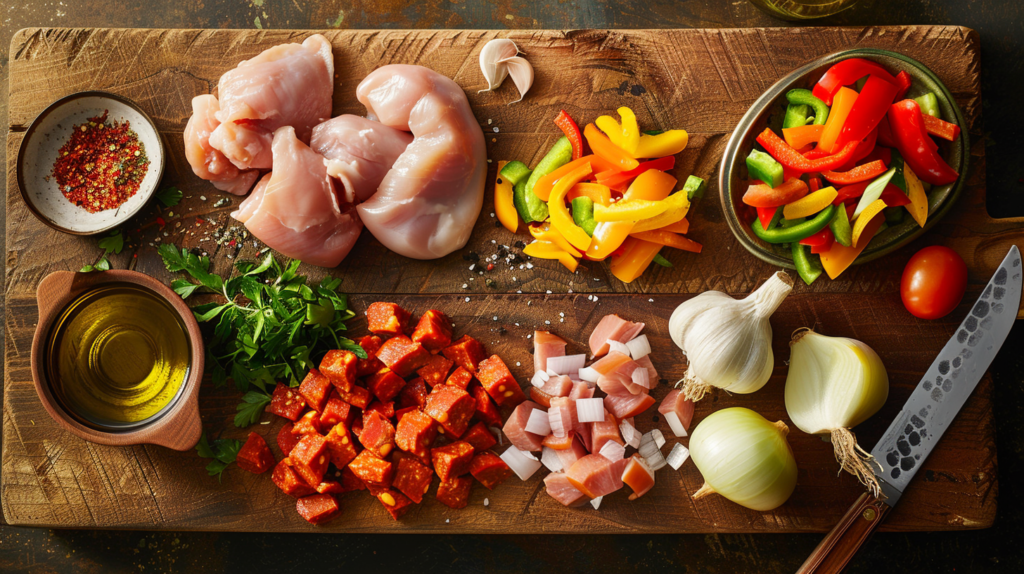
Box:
[588,315,645,358]
[232,127,362,267]
[544,472,589,507]
[502,401,545,452]
[555,436,589,470]
[210,35,334,171]
[310,115,413,203]
[183,95,259,195]
[533,331,567,374]
[355,65,486,259]
[566,454,627,499]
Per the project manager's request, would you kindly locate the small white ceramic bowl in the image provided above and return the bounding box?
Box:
[17,91,165,235]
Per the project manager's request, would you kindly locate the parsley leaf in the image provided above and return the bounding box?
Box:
[156,186,183,207]
[98,230,124,255]
[158,244,223,292]
[196,433,242,482]
[652,253,674,268]
[234,391,271,427]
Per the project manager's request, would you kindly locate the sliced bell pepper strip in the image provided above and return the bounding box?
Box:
[809,176,822,192]
[852,167,897,219]
[532,156,596,201]
[756,128,861,173]
[622,169,676,201]
[585,170,674,260]
[852,199,887,247]
[783,103,812,129]
[818,87,858,153]
[746,149,784,188]
[888,100,959,186]
[658,218,690,234]
[609,237,662,283]
[630,230,702,253]
[812,58,898,106]
[914,93,940,118]
[742,177,809,208]
[633,129,688,158]
[571,197,598,236]
[783,186,839,219]
[528,223,583,257]
[595,107,640,155]
[821,159,888,186]
[567,182,612,206]
[903,163,928,228]
[523,240,579,272]
[596,156,676,192]
[893,70,913,100]
[820,214,884,279]
[594,199,668,222]
[792,243,823,285]
[879,184,911,207]
[834,75,900,150]
[783,124,825,150]
[837,128,879,171]
[860,145,891,167]
[876,115,896,147]
[494,161,518,233]
[756,206,778,231]
[751,204,836,244]
[832,180,870,205]
[799,227,835,248]
[786,89,830,126]
[922,114,961,142]
[548,163,595,252]
[554,110,584,161]
[810,239,835,255]
[683,175,706,200]
[584,123,640,171]
[829,203,853,247]
[630,191,690,233]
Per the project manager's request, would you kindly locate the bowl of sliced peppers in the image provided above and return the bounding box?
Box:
[719,48,968,285]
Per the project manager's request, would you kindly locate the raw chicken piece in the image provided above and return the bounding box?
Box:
[232,127,362,267]
[568,381,595,401]
[566,454,627,499]
[183,95,259,195]
[502,401,545,452]
[533,331,567,374]
[554,436,589,470]
[544,472,589,507]
[596,360,644,395]
[310,115,413,204]
[603,392,655,420]
[590,413,624,454]
[542,432,575,450]
[633,355,659,390]
[355,65,486,259]
[621,454,656,500]
[547,396,577,439]
[210,35,334,171]
[658,389,695,438]
[536,374,573,399]
[588,315,645,358]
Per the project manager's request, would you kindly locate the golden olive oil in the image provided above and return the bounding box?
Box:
[45,283,191,429]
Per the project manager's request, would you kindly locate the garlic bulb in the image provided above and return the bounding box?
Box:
[690,407,798,511]
[785,328,889,496]
[478,39,519,92]
[669,271,793,401]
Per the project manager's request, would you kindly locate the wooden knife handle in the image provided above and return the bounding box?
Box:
[796,492,891,574]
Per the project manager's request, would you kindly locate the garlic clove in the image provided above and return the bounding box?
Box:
[478,38,519,93]
[500,56,534,103]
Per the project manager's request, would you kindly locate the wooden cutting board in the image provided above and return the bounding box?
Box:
[3,26,1014,533]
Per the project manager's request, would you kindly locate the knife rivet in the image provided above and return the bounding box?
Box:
[862,508,877,521]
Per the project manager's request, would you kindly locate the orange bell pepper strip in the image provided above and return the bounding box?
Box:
[818,87,858,153]
[742,178,809,208]
[584,123,640,171]
[567,182,612,206]
[532,155,613,201]
[528,223,583,257]
[523,240,579,272]
[548,163,594,252]
[609,237,662,283]
[623,169,676,201]
[656,218,689,234]
[629,230,703,253]
[782,124,824,150]
[820,214,883,279]
[584,170,675,260]
[494,161,518,233]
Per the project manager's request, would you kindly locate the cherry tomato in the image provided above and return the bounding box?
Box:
[900,246,968,319]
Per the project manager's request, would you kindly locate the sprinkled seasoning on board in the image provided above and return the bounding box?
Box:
[51,111,149,213]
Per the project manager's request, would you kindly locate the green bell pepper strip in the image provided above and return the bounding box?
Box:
[746,149,784,188]
[513,180,542,223]
[499,161,532,186]
[683,175,706,200]
[751,204,837,244]
[914,92,940,118]
[782,104,811,129]
[852,167,897,219]
[786,89,830,126]
[829,204,853,247]
[791,243,823,285]
[571,196,598,236]
[652,253,673,268]
[889,149,907,193]
[519,136,573,221]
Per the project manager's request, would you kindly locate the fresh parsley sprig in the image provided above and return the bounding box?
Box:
[196,433,242,481]
[80,229,125,272]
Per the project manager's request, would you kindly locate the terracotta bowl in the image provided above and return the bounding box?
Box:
[718,48,969,269]
[30,270,203,450]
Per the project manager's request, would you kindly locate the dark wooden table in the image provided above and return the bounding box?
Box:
[2,0,1022,572]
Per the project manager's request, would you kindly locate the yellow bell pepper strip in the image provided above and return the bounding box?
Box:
[629,230,703,253]
[634,129,688,158]
[584,169,675,260]
[523,240,579,272]
[548,163,595,252]
[658,217,689,234]
[528,223,583,257]
[903,163,928,228]
[782,124,824,150]
[494,161,518,233]
[818,87,858,153]
[851,199,887,248]
[594,199,669,222]
[820,214,884,279]
[567,182,612,206]
[595,107,641,154]
[584,123,640,171]
[783,186,839,220]
[609,237,662,283]
[629,191,690,233]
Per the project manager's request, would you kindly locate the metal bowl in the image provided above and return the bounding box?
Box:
[718,48,969,269]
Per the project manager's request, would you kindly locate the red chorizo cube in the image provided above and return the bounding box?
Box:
[298,369,332,412]
[363,401,395,425]
[324,423,359,469]
[436,475,473,509]
[351,418,363,439]
[431,441,475,483]
[470,384,502,427]
[272,458,317,498]
[296,493,340,525]
[425,385,477,438]
[290,433,330,487]
[416,354,455,387]
[366,368,407,402]
[315,479,345,494]
[461,422,498,452]
[324,465,367,493]
[366,302,412,336]
[355,335,385,377]
[319,392,354,427]
[376,336,431,377]
[396,377,429,410]
[442,335,487,372]
[290,410,322,436]
[445,366,474,390]
[411,309,454,351]
[320,350,358,392]
[359,411,396,458]
[277,422,300,456]
[477,355,526,407]
[395,406,419,423]
[373,487,414,520]
[392,457,433,504]
[236,432,275,474]
[348,449,394,487]
[395,410,438,460]
[267,383,306,421]
[469,451,513,490]
[335,383,372,410]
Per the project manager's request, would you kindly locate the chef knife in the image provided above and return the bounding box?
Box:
[797,245,1022,574]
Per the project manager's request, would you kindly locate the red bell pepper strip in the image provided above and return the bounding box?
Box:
[800,227,835,248]
[832,180,871,205]
[844,201,857,221]
[803,148,832,160]
[810,235,835,254]
[555,110,585,161]
[876,115,897,148]
[822,159,888,186]
[809,176,822,192]
[888,100,960,186]
[812,58,898,106]
[922,114,961,142]
[596,156,675,191]
[756,128,861,173]
[893,70,913,100]
[860,145,891,167]
[835,75,900,149]
[838,128,879,171]
[879,183,912,207]
[756,206,778,230]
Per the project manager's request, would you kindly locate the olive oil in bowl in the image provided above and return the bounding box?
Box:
[45,282,191,430]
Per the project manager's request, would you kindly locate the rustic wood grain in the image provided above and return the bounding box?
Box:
[2,27,1005,532]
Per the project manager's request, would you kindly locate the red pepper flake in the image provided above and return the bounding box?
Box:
[486,263,494,271]
[51,111,149,213]
[155,216,166,227]
[228,239,237,247]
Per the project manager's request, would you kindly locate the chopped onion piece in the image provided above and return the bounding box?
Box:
[576,398,606,423]
[590,496,603,510]
[607,340,631,357]
[664,411,688,438]
[578,366,600,383]
[639,438,668,471]
[546,368,558,377]
[619,419,641,449]
[599,440,626,461]
[491,426,503,446]
[501,446,542,480]
[541,447,564,472]
[625,334,651,359]
[525,408,552,436]
[531,370,550,388]
[631,367,650,389]
[547,354,587,377]
[667,443,690,470]
[549,408,569,438]
[651,429,666,448]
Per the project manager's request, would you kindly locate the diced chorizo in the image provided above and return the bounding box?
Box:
[395,410,438,460]
[348,449,394,487]
[363,401,395,424]
[441,335,487,372]
[358,411,396,458]
[470,384,502,427]
[324,423,359,468]
[267,383,306,421]
[271,458,317,498]
[289,433,330,486]
[277,422,300,456]
[436,475,473,509]
[416,354,455,387]
[431,441,475,482]
[396,377,429,410]
[395,406,419,423]
[373,487,414,520]
[290,410,322,436]
[469,451,513,490]
[335,383,372,410]
[356,335,385,377]
[298,369,332,412]
[461,422,497,452]
[296,493,341,525]
[366,302,412,336]
[236,432,275,474]
[366,368,407,402]
[336,466,367,492]
[445,366,474,390]
[476,355,526,407]
[319,392,354,427]
[392,457,433,504]
[319,350,358,392]
[411,309,453,351]
[315,479,345,495]
[424,385,476,437]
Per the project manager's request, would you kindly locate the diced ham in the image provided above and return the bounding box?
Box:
[621,454,656,500]
[544,472,589,507]
[534,331,567,374]
[555,435,589,469]
[537,374,574,398]
[589,351,632,376]
[604,392,656,420]
[547,396,576,438]
[588,315,644,358]
[502,400,545,452]
[658,389,695,437]
[566,454,626,499]
[596,359,645,395]
[634,354,659,390]
[591,412,624,454]
[568,381,595,401]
